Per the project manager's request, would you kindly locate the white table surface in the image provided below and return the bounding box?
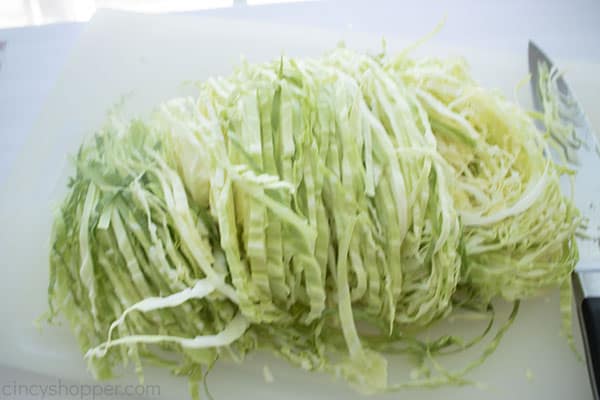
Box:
[1,0,599,398]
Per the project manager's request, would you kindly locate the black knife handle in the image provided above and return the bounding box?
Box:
[581,297,600,399]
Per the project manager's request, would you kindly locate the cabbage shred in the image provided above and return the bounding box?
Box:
[47,46,579,394]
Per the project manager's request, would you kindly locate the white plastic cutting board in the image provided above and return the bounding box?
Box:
[1,9,600,400]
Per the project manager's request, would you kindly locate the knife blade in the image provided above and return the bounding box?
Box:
[529,40,600,400]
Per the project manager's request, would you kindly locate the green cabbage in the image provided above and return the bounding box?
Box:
[47,45,579,395]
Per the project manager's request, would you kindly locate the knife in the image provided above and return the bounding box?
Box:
[529,41,600,400]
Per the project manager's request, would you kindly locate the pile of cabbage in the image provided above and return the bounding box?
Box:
[47,46,580,394]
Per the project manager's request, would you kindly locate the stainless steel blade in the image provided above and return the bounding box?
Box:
[530,44,600,400]
[528,41,600,271]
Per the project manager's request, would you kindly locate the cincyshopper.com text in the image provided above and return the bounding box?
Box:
[0,380,160,399]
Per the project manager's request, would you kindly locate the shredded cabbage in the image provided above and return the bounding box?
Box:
[47,45,579,395]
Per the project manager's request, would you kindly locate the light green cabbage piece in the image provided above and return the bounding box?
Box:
[47,45,579,395]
